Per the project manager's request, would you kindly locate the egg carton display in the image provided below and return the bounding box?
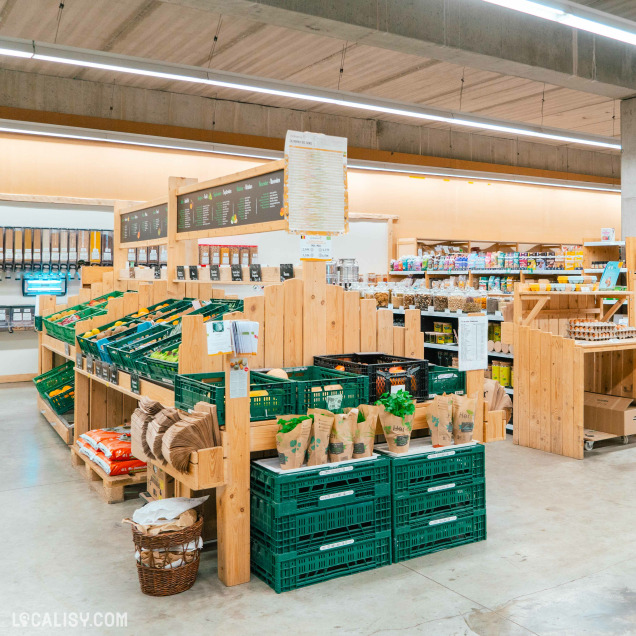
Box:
[566,320,636,341]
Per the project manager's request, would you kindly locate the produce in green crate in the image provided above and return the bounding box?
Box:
[375,390,416,453]
[275,415,312,470]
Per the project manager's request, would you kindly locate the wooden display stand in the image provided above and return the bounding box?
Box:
[36,161,495,588]
[512,283,636,459]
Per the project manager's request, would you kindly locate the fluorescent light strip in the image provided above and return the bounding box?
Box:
[0,118,618,193]
[480,0,636,47]
[0,36,621,151]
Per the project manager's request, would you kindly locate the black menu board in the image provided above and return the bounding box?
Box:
[121,203,168,243]
[177,169,284,233]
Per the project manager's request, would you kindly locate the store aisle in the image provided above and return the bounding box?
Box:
[3,382,636,636]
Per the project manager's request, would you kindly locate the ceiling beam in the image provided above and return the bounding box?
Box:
[159,0,636,99]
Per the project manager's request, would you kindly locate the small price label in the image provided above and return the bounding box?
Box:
[130,372,140,394]
[86,355,94,374]
[64,342,70,356]
[188,265,199,280]
[94,360,103,379]
[75,352,83,370]
[249,264,262,282]
[176,266,186,280]
[231,264,243,281]
[109,364,118,385]
[280,264,294,281]
[209,265,220,281]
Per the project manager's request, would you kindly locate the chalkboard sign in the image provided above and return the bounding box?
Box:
[177,169,284,233]
[176,266,186,280]
[189,266,199,280]
[250,264,262,282]
[210,265,220,281]
[231,265,243,281]
[121,203,168,243]
[280,264,294,281]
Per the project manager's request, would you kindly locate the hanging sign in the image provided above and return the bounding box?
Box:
[284,131,348,235]
[458,316,488,372]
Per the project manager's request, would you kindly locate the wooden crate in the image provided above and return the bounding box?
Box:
[484,409,506,443]
[70,446,146,504]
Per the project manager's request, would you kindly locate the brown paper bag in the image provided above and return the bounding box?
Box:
[275,415,312,470]
[307,409,335,466]
[378,406,415,453]
[435,394,454,446]
[329,411,355,462]
[452,393,477,444]
[427,401,440,447]
[353,405,380,458]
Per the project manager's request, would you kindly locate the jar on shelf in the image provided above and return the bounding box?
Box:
[415,291,432,310]
[433,291,449,312]
[403,292,416,309]
[464,290,482,313]
[391,288,405,309]
[448,290,466,312]
[374,283,390,308]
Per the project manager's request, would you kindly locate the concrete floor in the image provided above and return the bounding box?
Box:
[3,383,636,636]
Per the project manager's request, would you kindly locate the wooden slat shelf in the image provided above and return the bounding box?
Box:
[41,334,75,360]
[37,395,73,444]
[574,338,636,353]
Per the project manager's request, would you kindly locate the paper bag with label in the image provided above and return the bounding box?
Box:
[329,411,355,462]
[275,415,312,470]
[427,401,440,447]
[306,408,335,466]
[433,394,454,446]
[452,393,477,444]
[377,406,415,453]
[353,404,380,458]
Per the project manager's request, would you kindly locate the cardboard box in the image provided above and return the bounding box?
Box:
[147,464,175,500]
[584,392,636,436]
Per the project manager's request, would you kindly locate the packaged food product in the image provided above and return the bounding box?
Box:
[91,452,146,476]
[80,427,131,451]
[354,405,380,458]
[209,245,221,266]
[329,411,356,462]
[229,245,240,265]
[452,393,477,444]
[97,435,134,460]
[220,246,230,266]
[89,230,101,264]
[199,244,210,266]
[306,408,334,466]
[240,246,250,267]
[428,394,453,446]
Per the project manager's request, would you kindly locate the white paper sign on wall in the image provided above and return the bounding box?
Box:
[284,130,348,235]
[458,315,488,372]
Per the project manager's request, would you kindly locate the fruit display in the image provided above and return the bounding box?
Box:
[149,347,179,364]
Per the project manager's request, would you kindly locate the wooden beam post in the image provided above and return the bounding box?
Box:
[302,261,327,365]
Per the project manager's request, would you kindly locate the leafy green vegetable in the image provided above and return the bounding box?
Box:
[357,410,365,423]
[375,390,416,420]
[277,415,311,435]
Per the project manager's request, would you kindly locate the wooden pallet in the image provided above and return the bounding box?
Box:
[70,446,146,504]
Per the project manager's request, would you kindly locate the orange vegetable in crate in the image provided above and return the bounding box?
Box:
[335,365,345,372]
[49,389,62,397]
[388,367,404,374]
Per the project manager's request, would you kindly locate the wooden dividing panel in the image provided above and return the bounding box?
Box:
[343,291,360,353]
[302,262,327,365]
[550,334,564,455]
[264,284,284,368]
[539,331,552,451]
[359,299,377,352]
[326,284,344,355]
[244,295,266,369]
[376,309,394,355]
[283,279,303,367]
[138,283,153,310]
[393,326,405,356]
[404,309,421,358]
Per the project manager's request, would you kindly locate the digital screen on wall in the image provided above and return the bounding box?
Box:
[176,169,284,233]
[120,204,168,243]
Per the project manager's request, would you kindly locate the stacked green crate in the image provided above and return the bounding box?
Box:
[381,442,486,563]
[250,456,392,593]
[33,361,75,414]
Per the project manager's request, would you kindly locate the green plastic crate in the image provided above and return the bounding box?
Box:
[250,456,391,516]
[251,493,391,555]
[33,360,75,397]
[388,444,485,497]
[258,366,368,413]
[393,478,486,529]
[251,529,392,593]
[174,372,296,426]
[104,324,171,371]
[75,316,138,357]
[46,385,75,415]
[43,305,107,344]
[393,510,486,563]
[135,333,182,382]
[35,315,42,332]
[428,365,465,397]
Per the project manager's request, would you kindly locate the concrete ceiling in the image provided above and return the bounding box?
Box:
[0,0,631,181]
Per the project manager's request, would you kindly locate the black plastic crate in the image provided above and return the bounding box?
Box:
[387,443,485,497]
[251,493,391,555]
[393,510,486,563]
[314,353,428,403]
[250,456,391,516]
[251,529,392,593]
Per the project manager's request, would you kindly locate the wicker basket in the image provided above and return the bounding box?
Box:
[132,516,203,596]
